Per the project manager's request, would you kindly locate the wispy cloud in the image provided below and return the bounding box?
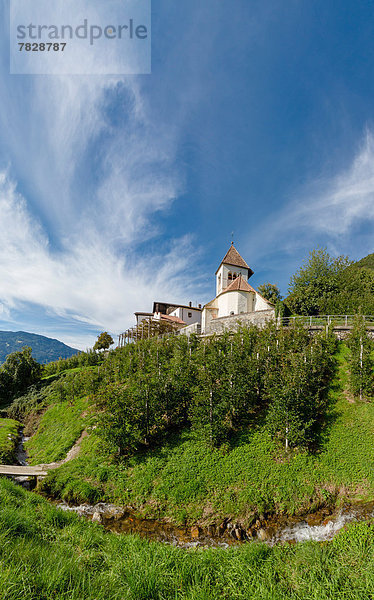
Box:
[288,130,374,238]
[0,170,202,348]
[248,129,374,269]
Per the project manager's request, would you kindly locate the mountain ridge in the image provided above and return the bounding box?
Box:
[0,330,79,364]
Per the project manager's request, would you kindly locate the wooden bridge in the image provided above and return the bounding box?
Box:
[0,464,49,478]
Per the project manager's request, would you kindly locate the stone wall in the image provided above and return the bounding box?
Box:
[203,309,275,335]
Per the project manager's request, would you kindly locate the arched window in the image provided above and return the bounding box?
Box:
[228,272,233,283]
[233,272,237,280]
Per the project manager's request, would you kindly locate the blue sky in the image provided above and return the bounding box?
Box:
[1,0,374,349]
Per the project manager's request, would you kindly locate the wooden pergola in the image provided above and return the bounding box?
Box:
[118,318,179,346]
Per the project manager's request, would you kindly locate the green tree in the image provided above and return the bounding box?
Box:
[191,337,233,446]
[94,332,114,352]
[95,382,145,454]
[287,248,351,315]
[258,283,282,304]
[346,313,374,400]
[0,347,41,406]
[264,327,335,449]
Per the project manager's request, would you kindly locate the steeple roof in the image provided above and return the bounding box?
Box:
[215,243,254,277]
[219,274,256,295]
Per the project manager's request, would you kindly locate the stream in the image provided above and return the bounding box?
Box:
[54,499,374,548]
[12,429,374,549]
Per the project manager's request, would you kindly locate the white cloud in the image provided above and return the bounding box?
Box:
[289,130,374,236]
[0,170,201,349]
[248,129,374,264]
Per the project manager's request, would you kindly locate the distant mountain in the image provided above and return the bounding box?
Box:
[0,331,79,364]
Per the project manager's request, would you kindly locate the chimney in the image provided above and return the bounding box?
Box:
[189,301,192,307]
[198,304,201,309]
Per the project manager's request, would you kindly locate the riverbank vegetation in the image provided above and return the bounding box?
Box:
[0,476,374,600]
[38,344,374,524]
[0,418,20,464]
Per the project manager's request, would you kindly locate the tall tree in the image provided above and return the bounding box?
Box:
[287,248,351,315]
[0,347,41,406]
[94,332,114,351]
[258,283,282,304]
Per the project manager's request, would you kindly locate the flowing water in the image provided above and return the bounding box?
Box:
[55,499,374,549]
[270,503,374,545]
[13,429,32,489]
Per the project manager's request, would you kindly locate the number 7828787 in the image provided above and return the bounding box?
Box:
[18,42,67,51]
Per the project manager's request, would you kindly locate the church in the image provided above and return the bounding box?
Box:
[201,243,275,335]
[119,242,275,345]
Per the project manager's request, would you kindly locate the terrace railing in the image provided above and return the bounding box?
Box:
[277,315,374,328]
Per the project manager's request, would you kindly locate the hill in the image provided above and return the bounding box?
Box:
[7,327,370,528]
[352,252,374,271]
[0,331,78,364]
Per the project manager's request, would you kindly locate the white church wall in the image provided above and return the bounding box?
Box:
[237,291,250,313]
[254,293,272,312]
[217,291,231,316]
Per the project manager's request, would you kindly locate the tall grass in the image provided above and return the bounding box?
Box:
[26,397,88,464]
[0,418,20,463]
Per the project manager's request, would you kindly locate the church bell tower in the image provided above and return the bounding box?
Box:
[215,243,254,295]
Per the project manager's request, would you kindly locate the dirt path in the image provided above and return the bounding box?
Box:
[38,430,88,470]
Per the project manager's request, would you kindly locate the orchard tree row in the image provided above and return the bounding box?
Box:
[94,323,338,453]
[347,313,374,400]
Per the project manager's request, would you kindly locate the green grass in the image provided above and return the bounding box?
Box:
[41,365,98,381]
[0,418,20,464]
[26,397,88,464]
[39,343,374,525]
[1,476,374,599]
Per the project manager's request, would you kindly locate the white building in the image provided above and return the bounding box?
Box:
[201,243,275,333]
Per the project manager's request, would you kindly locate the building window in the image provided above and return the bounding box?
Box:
[230,311,234,316]
[188,312,192,318]
[233,272,237,280]
[228,272,233,282]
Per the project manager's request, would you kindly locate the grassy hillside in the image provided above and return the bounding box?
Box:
[352,252,374,271]
[0,476,374,600]
[30,343,374,527]
[0,330,78,364]
[25,397,88,464]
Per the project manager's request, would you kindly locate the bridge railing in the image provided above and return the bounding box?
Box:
[277,315,374,328]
